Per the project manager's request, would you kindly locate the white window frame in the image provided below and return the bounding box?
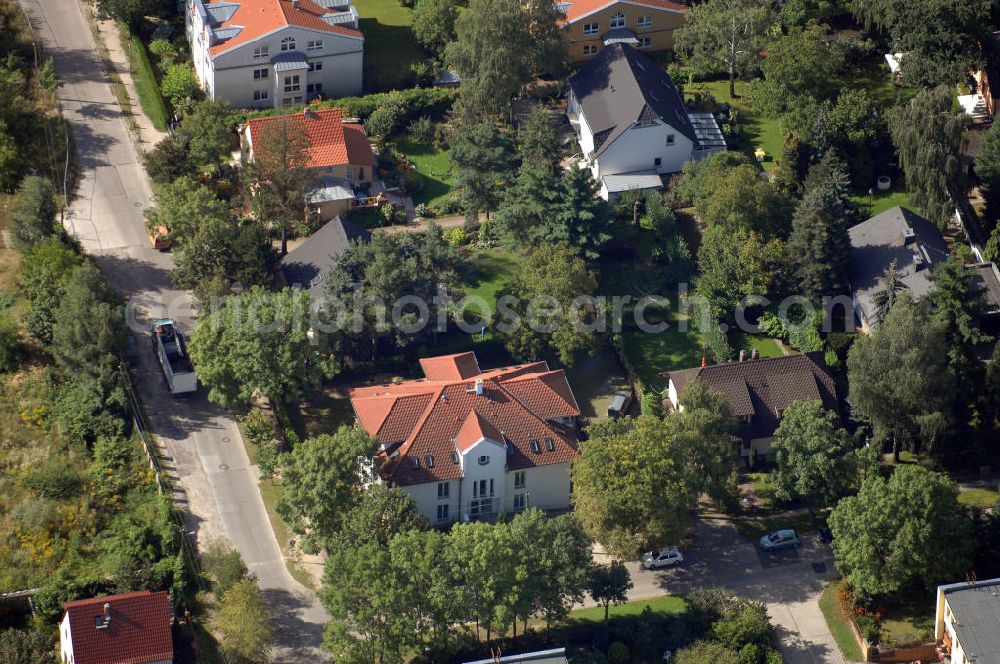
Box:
[639,37,652,48]
[513,493,526,510]
[609,11,625,28]
[308,61,323,72]
[478,454,489,465]
[280,36,296,52]
[583,44,598,56]
[253,45,269,59]
[283,74,301,93]
[583,22,598,35]
[637,15,652,27]
[253,89,269,101]
[514,470,525,489]
[253,68,268,80]
[437,481,449,499]
[436,504,449,522]
[307,39,324,51]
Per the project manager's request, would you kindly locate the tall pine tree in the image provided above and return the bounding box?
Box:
[787,152,854,299]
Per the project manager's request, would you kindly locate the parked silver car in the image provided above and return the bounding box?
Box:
[641,546,684,569]
[758,529,801,551]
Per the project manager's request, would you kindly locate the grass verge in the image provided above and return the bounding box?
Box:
[730,509,825,542]
[819,581,864,662]
[120,24,169,131]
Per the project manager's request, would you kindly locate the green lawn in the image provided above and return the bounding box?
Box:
[880,602,935,646]
[819,582,865,662]
[958,487,1000,508]
[850,185,913,218]
[394,136,454,209]
[355,0,427,92]
[685,79,783,172]
[563,344,629,420]
[462,247,519,316]
[732,332,784,359]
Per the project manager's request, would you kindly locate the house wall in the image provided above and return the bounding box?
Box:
[312,197,353,221]
[746,436,774,457]
[308,162,372,185]
[187,11,363,109]
[59,612,73,663]
[564,2,686,63]
[667,378,680,410]
[594,120,694,178]
[401,455,574,524]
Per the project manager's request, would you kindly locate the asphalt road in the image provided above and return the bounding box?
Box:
[19,0,328,658]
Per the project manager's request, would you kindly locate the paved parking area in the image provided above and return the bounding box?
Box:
[588,516,847,664]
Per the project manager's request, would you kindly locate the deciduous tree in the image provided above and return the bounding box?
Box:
[770,400,858,508]
[752,24,843,116]
[829,465,972,596]
[175,99,237,171]
[412,0,457,56]
[10,175,59,251]
[499,242,599,366]
[276,426,378,551]
[889,85,968,228]
[213,579,274,664]
[445,0,565,116]
[587,561,632,623]
[674,0,771,98]
[189,286,334,408]
[847,296,955,460]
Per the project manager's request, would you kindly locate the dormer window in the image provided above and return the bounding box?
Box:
[478,455,489,465]
[281,37,296,51]
[609,11,625,28]
[451,451,459,464]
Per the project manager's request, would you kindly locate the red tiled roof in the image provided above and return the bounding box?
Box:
[63,591,172,664]
[350,354,581,486]
[419,352,481,381]
[561,0,688,24]
[206,0,362,56]
[244,108,377,169]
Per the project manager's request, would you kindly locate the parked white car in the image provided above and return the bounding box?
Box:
[641,546,684,569]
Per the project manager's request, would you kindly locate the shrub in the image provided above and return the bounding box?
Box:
[0,311,21,373]
[202,540,250,596]
[365,94,408,140]
[144,136,193,184]
[756,312,787,339]
[148,38,176,70]
[242,409,276,447]
[161,64,199,114]
[10,175,60,251]
[415,202,433,218]
[21,459,80,499]
[445,226,466,246]
[787,324,823,352]
[641,391,663,418]
[408,115,434,143]
[607,641,630,664]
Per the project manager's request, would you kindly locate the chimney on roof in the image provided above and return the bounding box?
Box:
[903,225,916,245]
[95,602,112,629]
[701,354,707,368]
[739,349,746,362]
[751,348,759,360]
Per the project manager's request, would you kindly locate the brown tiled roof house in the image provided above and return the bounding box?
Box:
[60,590,173,664]
[663,352,839,458]
[350,352,581,523]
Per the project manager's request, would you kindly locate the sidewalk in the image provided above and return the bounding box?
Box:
[90,9,168,152]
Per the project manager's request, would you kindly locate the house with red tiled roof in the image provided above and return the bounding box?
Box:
[558,0,687,62]
[350,352,582,524]
[662,352,839,460]
[241,108,377,217]
[59,590,173,664]
[186,0,362,109]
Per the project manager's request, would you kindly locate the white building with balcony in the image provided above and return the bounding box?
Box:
[349,352,581,525]
[186,0,363,109]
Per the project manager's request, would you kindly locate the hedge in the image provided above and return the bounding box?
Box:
[240,86,458,125]
[120,23,170,131]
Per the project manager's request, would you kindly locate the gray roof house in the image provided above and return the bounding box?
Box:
[935,578,1000,663]
[847,206,950,330]
[281,216,370,299]
[566,43,725,201]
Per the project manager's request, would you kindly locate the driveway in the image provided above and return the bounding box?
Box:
[19,0,327,658]
[591,516,846,664]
